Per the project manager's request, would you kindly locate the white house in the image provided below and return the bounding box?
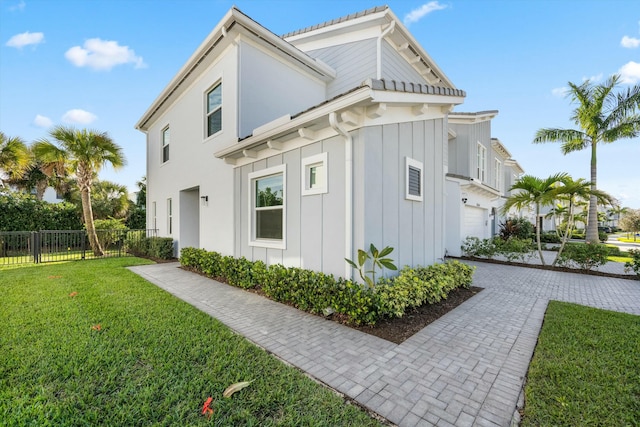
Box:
[136,6,523,277]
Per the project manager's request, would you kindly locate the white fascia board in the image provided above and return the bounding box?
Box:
[289,26,381,52]
[136,9,235,131]
[385,9,456,89]
[491,138,512,159]
[448,111,499,124]
[370,90,465,107]
[284,9,388,46]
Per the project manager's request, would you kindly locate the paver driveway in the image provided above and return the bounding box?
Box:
[129,261,640,426]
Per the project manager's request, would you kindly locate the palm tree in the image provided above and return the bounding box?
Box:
[545,204,568,237]
[551,177,612,266]
[6,145,70,200]
[0,132,30,187]
[533,74,640,243]
[33,126,126,256]
[608,204,628,229]
[502,173,568,265]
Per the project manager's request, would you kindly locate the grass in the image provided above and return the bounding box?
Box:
[617,236,640,243]
[0,258,382,426]
[522,301,640,426]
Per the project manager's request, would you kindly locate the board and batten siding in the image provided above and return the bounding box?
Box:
[307,39,377,99]
[235,136,346,277]
[354,119,446,270]
[381,40,426,84]
[448,120,491,180]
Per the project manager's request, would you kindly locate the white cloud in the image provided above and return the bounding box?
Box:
[618,61,640,84]
[62,109,97,124]
[8,0,26,11]
[33,114,53,128]
[5,31,44,49]
[621,35,640,48]
[551,87,567,97]
[403,1,448,26]
[582,73,603,83]
[65,38,146,71]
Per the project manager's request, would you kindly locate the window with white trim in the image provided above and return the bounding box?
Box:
[167,198,172,235]
[162,126,170,163]
[494,159,502,190]
[405,157,423,201]
[249,165,286,249]
[206,83,222,137]
[301,152,328,196]
[476,143,486,182]
[152,201,157,230]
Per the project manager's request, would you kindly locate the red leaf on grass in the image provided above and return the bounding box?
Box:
[69,292,78,297]
[202,396,214,417]
[91,324,102,331]
[48,275,62,279]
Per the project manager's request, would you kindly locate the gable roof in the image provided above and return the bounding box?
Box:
[135,6,336,132]
[284,5,455,89]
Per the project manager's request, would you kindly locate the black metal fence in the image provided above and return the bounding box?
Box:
[0,229,158,266]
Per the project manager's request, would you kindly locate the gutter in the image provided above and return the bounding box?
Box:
[329,112,353,280]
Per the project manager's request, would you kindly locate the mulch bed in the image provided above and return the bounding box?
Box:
[349,286,483,344]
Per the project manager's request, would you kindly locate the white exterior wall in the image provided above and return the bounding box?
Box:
[145,44,238,256]
[238,40,326,137]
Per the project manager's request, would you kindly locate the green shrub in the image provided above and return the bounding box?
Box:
[624,249,640,278]
[539,232,561,244]
[606,245,622,257]
[555,243,610,270]
[94,218,128,250]
[148,237,174,259]
[494,237,535,262]
[461,237,497,258]
[599,231,609,242]
[125,235,173,259]
[179,248,476,326]
[0,192,82,231]
[499,217,534,240]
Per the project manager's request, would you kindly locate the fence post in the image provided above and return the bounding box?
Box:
[32,232,41,263]
[81,232,86,260]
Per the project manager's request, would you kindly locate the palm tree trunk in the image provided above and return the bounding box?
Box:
[536,203,545,265]
[80,185,103,256]
[586,141,599,243]
[553,200,574,267]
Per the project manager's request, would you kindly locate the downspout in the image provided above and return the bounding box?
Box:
[329,112,353,279]
[376,20,395,79]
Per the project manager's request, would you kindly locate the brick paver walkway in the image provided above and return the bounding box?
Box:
[128,261,640,426]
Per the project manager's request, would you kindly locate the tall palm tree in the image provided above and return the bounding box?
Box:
[533,74,640,243]
[551,177,612,266]
[545,203,568,237]
[33,126,126,256]
[0,132,30,187]
[502,173,568,265]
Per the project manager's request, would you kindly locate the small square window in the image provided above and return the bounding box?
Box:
[301,152,328,196]
[405,157,423,202]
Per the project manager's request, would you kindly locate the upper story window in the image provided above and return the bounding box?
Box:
[301,153,328,196]
[494,159,502,191]
[162,126,170,163]
[476,143,486,182]
[248,165,286,249]
[206,83,222,137]
[405,157,423,202]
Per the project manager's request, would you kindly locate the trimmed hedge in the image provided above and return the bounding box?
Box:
[125,235,174,259]
[180,247,475,325]
[0,192,82,231]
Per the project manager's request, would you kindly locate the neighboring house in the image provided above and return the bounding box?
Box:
[444,113,524,256]
[136,6,522,277]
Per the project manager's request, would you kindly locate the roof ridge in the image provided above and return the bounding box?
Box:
[281,5,388,39]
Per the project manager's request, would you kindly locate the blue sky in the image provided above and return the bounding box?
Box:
[1,0,639,208]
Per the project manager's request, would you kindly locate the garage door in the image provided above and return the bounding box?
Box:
[464,206,486,239]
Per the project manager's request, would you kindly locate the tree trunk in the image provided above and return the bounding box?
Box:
[586,141,600,243]
[77,165,103,257]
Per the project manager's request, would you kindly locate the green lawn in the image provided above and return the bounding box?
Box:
[0,258,381,426]
[522,301,640,426]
